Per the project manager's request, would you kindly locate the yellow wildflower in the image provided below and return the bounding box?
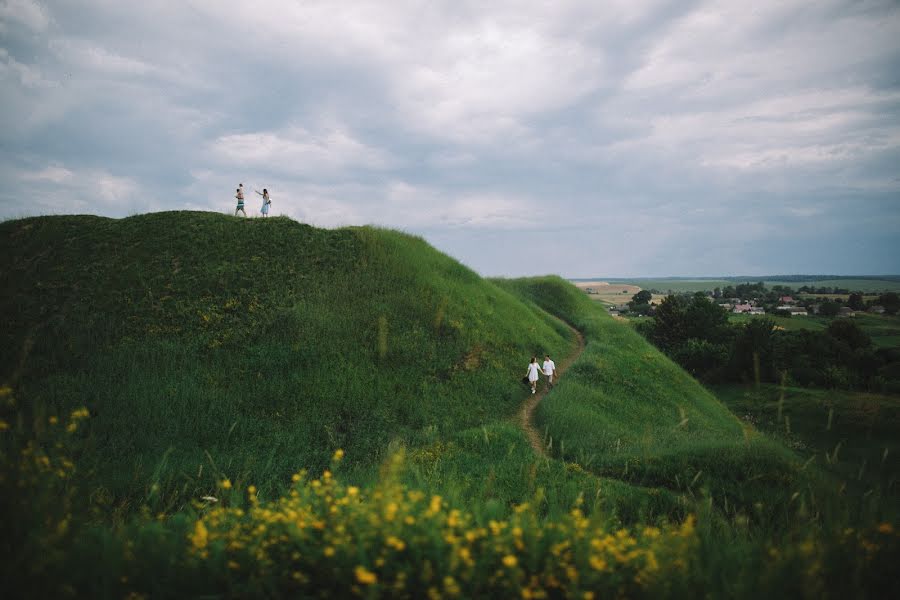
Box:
[333,449,345,462]
[502,555,518,568]
[589,556,607,571]
[0,420,8,432]
[347,486,359,497]
[877,523,894,534]
[190,520,208,550]
[220,479,232,489]
[227,560,240,570]
[49,416,58,425]
[355,566,377,585]
[324,547,335,557]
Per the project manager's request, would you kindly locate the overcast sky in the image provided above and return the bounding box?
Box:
[1,0,899,277]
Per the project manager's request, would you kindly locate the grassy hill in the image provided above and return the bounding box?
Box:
[2,212,895,597]
[1,212,579,508]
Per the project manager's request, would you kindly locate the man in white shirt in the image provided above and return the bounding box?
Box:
[542,354,557,388]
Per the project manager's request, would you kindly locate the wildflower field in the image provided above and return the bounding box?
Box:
[1,213,898,597]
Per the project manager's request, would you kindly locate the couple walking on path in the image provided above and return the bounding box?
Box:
[234,183,272,217]
[525,354,556,394]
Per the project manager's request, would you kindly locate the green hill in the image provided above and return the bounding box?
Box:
[2,212,895,598]
[1,212,578,507]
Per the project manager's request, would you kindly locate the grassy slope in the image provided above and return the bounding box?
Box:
[1,212,578,507]
[713,384,899,520]
[499,278,828,523]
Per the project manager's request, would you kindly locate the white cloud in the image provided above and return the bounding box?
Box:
[0,0,49,32]
[209,125,397,175]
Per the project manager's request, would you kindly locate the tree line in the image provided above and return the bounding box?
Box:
[633,292,900,393]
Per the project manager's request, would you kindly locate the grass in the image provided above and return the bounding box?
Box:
[1,212,575,509]
[500,279,835,526]
[1,212,898,597]
[712,384,899,519]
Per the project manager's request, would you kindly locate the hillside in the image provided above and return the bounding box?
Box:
[4,212,894,598]
[1,212,578,506]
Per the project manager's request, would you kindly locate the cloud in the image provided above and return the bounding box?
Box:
[208,125,397,176]
[0,0,49,32]
[0,0,898,276]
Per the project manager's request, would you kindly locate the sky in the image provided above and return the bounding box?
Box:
[1,0,899,277]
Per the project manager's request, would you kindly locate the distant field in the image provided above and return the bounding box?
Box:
[593,277,900,294]
[571,281,666,305]
[764,279,900,292]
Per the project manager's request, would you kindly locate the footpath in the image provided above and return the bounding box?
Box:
[517,319,586,456]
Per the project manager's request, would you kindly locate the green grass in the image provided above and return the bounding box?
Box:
[712,384,899,520]
[495,278,835,527]
[2,213,898,597]
[1,212,576,509]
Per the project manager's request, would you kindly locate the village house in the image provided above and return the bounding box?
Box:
[779,295,795,304]
[868,305,886,314]
[732,303,753,313]
[748,306,766,315]
[839,307,856,317]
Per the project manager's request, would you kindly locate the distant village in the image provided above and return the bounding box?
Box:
[581,282,898,319]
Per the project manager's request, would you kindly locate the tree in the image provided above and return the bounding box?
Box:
[879,292,900,315]
[847,293,865,311]
[631,290,653,305]
[818,300,840,317]
[650,295,687,351]
[826,320,871,350]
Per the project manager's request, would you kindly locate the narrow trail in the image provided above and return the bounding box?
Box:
[517,319,585,456]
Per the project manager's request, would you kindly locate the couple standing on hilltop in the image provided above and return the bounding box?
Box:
[525,355,556,395]
[234,183,272,217]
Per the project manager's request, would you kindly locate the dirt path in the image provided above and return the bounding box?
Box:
[517,319,586,456]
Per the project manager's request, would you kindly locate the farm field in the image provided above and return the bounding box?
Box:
[571,280,667,305]
[1,213,897,597]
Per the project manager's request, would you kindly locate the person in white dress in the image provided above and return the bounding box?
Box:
[525,356,542,394]
[542,354,557,388]
[255,188,271,217]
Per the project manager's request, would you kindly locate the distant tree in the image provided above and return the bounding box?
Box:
[826,320,871,351]
[684,293,731,343]
[879,292,900,315]
[713,287,722,299]
[847,293,865,311]
[650,295,687,351]
[818,300,841,317]
[730,318,776,383]
[631,290,653,306]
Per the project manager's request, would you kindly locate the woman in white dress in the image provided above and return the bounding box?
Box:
[525,356,542,394]
[256,188,271,217]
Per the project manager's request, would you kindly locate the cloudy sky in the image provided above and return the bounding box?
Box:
[1,0,899,277]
